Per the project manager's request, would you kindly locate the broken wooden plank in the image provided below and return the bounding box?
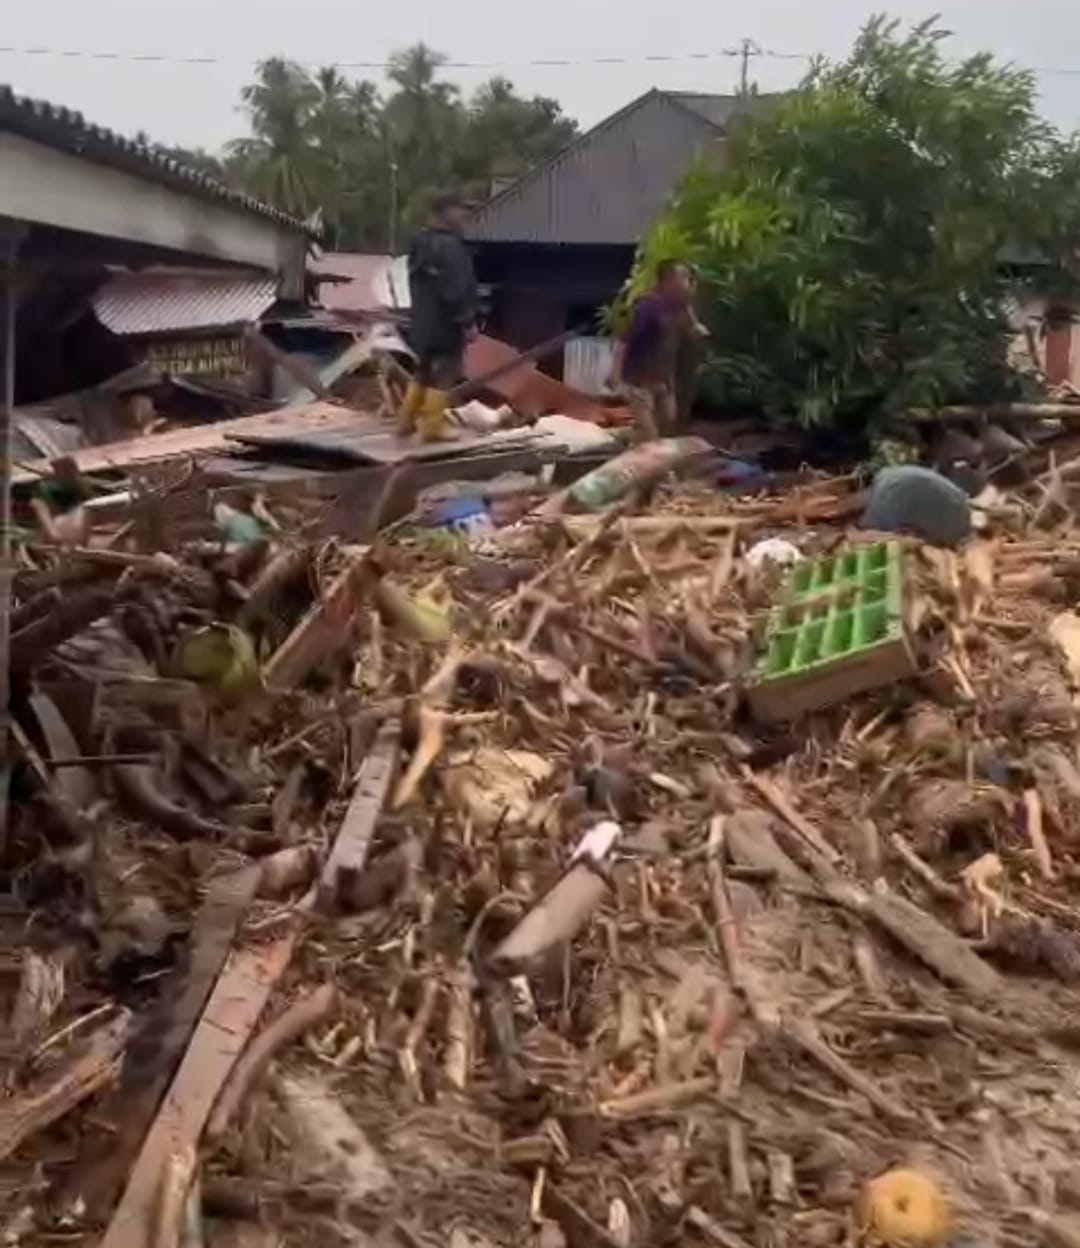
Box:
[317,718,400,911]
[865,890,1003,999]
[100,730,406,1248]
[0,1011,130,1162]
[99,932,298,1248]
[63,867,260,1219]
[262,553,369,689]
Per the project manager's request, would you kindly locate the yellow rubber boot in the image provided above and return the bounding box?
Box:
[396,380,424,436]
[418,388,459,443]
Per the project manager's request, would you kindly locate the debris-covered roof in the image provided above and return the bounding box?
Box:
[468,89,763,246]
[92,269,279,336]
[0,85,315,236]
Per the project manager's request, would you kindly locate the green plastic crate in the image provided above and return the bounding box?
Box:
[748,541,914,720]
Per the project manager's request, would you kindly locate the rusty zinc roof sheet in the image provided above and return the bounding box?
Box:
[92,269,279,336]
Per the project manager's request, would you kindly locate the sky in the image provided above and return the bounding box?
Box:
[1,0,1078,150]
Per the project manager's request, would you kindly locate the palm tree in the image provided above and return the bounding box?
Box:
[383,44,465,227]
[226,58,320,216]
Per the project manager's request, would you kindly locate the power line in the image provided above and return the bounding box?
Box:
[0,42,813,72]
[0,40,1076,79]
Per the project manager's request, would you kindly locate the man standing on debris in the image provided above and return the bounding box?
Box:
[609,260,709,442]
[398,191,479,443]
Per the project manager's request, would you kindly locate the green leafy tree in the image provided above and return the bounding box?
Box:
[630,17,1080,430]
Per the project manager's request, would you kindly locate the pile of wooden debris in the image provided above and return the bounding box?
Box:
[6,472,1080,1248]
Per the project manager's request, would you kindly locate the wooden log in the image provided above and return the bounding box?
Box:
[242,327,335,402]
[597,1075,716,1119]
[237,546,312,631]
[11,583,125,672]
[911,401,1080,423]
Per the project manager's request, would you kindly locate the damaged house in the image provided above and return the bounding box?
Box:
[467,89,770,388]
[0,86,316,451]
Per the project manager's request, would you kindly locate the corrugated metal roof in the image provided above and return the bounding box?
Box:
[468,90,768,246]
[0,85,316,237]
[667,93,745,129]
[92,269,278,336]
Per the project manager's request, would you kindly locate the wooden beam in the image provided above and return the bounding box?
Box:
[98,725,403,1248]
[262,552,369,690]
[317,718,400,911]
[61,866,260,1220]
[98,932,299,1248]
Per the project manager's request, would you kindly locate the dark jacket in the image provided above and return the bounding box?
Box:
[407,226,478,355]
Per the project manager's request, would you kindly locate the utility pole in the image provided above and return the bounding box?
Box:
[738,38,760,96]
[388,158,400,255]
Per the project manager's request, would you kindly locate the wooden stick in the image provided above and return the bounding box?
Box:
[740,768,840,864]
[153,1146,196,1248]
[443,961,473,1092]
[890,833,960,901]
[262,555,369,690]
[727,1120,752,1202]
[1023,788,1054,881]
[685,1206,754,1248]
[559,515,739,541]
[782,1017,915,1125]
[205,984,337,1141]
[400,977,441,1100]
[856,1011,951,1035]
[597,1075,716,1119]
[392,706,446,809]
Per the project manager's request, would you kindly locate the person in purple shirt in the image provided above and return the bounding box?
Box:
[608,260,709,441]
